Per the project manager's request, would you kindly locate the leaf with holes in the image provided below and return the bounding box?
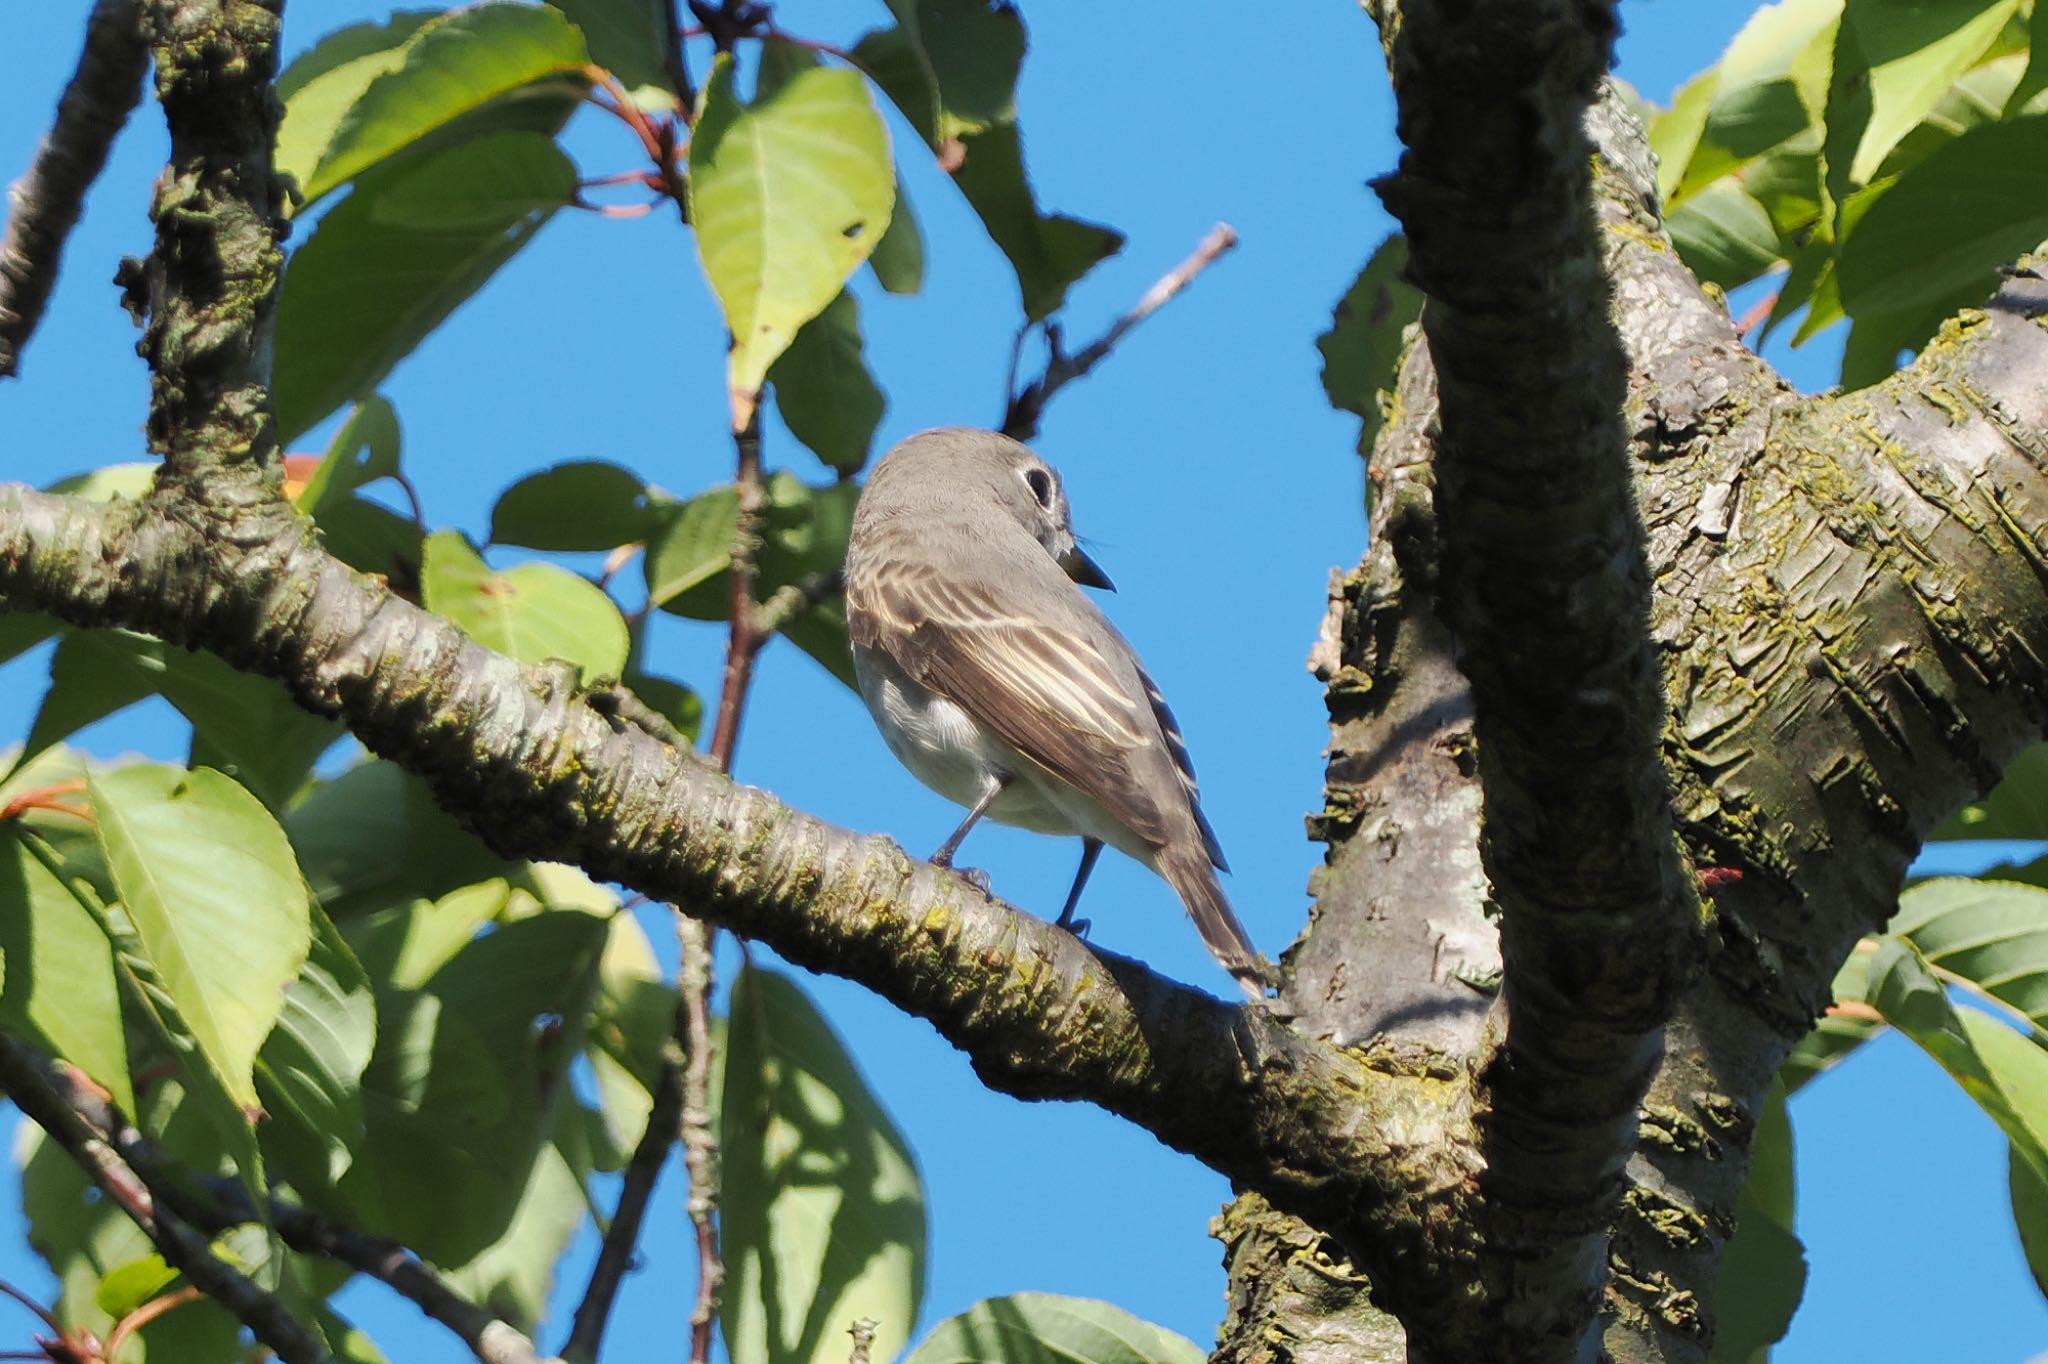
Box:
[689,53,893,429]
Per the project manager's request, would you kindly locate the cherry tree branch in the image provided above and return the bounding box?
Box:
[0,0,148,379]
[0,1038,336,1364]
[1001,222,1238,442]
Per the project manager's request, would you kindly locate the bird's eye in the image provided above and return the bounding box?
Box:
[1023,467,1055,508]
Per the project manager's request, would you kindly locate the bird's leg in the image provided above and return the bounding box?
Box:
[1055,837,1104,936]
[930,772,1011,869]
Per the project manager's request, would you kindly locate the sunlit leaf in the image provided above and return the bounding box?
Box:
[420,532,630,683]
[296,396,402,515]
[274,131,577,443]
[721,966,926,1364]
[298,2,589,204]
[91,765,312,1112]
[904,1293,1205,1364]
[275,10,440,206]
[689,53,894,427]
[549,0,678,111]
[1318,234,1423,460]
[0,826,132,1116]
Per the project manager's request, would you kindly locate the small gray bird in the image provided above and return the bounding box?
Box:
[844,427,1266,995]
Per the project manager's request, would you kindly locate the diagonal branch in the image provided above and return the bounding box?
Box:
[0,487,1473,1322]
[0,1037,336,1364]
[0,0,148,380]
[1371,3,1701,1359]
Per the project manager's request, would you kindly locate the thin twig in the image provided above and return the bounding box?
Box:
[103,1285,201,1362]
[753,568,843,638]
[707,415,765,769]
[1001,222,1240,442]
[677,916,722,1364]
[0,1279,60,1335]
[0,1037,336,1364]
[561,1009,687,1364]
[0,0,149,379]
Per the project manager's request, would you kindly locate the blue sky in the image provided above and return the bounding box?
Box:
[1,1,2043,1360]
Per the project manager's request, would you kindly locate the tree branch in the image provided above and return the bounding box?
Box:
[0,1037,336,1364]
[0,0,148,379]
[1001,222,1238,443]
[1371,5,1701,1357]
[0,487,1479,1318]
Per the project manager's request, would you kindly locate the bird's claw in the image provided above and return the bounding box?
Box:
[952,865,992,895]
[1055,914,1092,939]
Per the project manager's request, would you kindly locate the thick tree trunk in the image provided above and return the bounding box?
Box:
[1215,70,2048,1364]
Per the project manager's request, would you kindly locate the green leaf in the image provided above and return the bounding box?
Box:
[868,172,926,294]
[297,396,402,514]
[1864,937,2048,1180]
[315,495,425,583]
[1667,183,1786,288]
[586,913,678,1156]
[0,610,58,666]
[339,909,606,1264]
[299,2,589,205]
[2012,1142,2048,1297]
[420,531,630,683]
[286,761,513,919]
[1837,115,2048,320]
[549,0,679,111]
[91,765,312,1112]
[648,477,857,685]
[1670,0,1838,206]
[859,4,1121,321]
[1890,878,2048,1031]
[0,827,133,1116]
[96,1254,180,1320]
[18,631,341,810]
[273,130,577,444]
[2009,0,2048,117]
[254,904,378,1190]
[275,11,440,207]
[903,1293,1206,1364]
[619,670,703,744]
[1937,741,2048,839]
[721,966,926,1364]
[644,487,741,609]
[1837,0,2020,185]
[490,461,661,551]
[47,462,158,501]
[771,291,886,475]
[441,1115,592,1330]
[348,879,513,992]
[689,53,895,427]
[1706,1081,1806,1361]
[1317,234,1423,459]
[1650,69,1720,204]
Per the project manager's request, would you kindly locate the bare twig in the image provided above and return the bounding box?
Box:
[707,415,765,770]
[1001,222,1239,442]
[103,1285,201,1362]
[561,1008,688,1364]
[0,1037,336,1364]
[753,568,843,638]
[846,1318,878,1364]
[0,0,149,379]
[677,918,723,1364]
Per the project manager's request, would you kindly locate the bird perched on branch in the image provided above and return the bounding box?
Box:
[844,427,1267,998]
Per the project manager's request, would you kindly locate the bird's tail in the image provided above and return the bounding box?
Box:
[1158,847,1270,999]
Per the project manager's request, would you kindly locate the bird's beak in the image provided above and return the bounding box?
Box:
[1063,546,1116,592]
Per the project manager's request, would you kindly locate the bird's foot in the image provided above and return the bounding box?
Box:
[949,865,992,895]
[1054,913,1092,939]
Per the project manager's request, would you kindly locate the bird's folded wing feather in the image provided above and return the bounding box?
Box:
[848,555,1176,846]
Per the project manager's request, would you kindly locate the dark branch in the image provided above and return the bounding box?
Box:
[0,0,148,378]
[1372,3,1701,1359]
[1001,223,1238,443]
[0,1037,336,1364]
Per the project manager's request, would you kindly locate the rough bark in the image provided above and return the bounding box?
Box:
[5,2,2048,1363]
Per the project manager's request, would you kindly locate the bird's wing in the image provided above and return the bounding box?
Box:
[1133,660,1229,872]
[847,551,1178,847]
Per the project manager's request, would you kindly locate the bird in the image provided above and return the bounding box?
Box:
[843,426,1268,997]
